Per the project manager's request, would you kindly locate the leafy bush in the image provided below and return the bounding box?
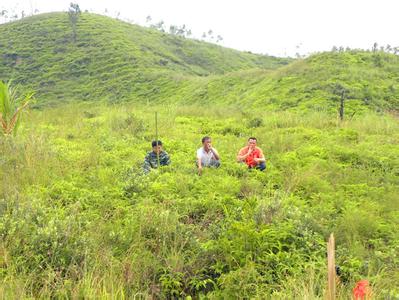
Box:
[0,81,33,136]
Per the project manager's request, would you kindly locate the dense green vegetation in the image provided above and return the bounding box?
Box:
[1,104,398,298]
[1,12,398,299]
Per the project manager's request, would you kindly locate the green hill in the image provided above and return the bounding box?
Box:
[1,12,398,113]
[0,12,290,104]
[171,51,399,113]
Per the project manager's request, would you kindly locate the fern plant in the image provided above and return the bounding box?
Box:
[0,81,34,136]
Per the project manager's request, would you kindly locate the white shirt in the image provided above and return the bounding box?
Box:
[197,147,219,166]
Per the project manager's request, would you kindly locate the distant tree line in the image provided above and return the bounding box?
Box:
[145,15,223,43]
[0,5,39,23]
[331,43,399,55]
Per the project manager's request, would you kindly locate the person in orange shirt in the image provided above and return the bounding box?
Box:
[237,137,266,171]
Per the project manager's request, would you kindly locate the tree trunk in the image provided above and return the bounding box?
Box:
[339,91,345,121]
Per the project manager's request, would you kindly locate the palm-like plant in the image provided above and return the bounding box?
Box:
[0,81,34,136]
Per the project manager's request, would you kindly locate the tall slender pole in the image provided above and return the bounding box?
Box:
[327,233,336,300]
[155,112,160,168]
[339,91,345,121]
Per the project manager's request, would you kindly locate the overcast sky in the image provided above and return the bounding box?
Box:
[1,0,398,57]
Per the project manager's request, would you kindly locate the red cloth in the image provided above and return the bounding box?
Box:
[353,280,371,299]
[238,146,264,168]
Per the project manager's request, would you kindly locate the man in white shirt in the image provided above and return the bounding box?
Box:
[196,136,220,175]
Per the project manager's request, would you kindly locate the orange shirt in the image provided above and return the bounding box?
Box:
[238,146,264,167]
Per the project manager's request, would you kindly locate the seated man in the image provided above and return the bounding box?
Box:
[237,137,266,171]
[143,140,171,173]
[197,136,220,175]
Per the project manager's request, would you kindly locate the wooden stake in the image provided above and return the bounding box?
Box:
[339,91,345,121]
[327,233,336,300]
[155,112,160,168]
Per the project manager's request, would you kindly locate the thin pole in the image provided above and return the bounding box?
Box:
[339,91,345,121]
[155,112,160,168]
[327,233,336,300]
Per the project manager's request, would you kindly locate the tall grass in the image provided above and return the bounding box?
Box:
[1,103,398,298]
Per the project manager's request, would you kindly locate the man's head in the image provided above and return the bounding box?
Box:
[248,137,257,148]
[152,140,163,154]
[202,136,212,150]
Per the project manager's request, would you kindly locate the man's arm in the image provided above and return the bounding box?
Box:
[143,154,152,173]
[197,156,203,175]
[211,147,220,160]
[197,156,202,168]
[237,147,251,162]
[196,149,203,175]
[161,152,171,166]
[254,148,266,163]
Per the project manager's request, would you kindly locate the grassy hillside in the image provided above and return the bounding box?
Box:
[2,13,398,114]
[0,12,290,104]
[177,51,399,113]
[1,103,398,298]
